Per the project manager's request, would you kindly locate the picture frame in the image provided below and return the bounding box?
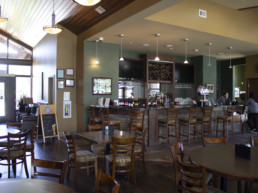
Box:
[92,77,112,95]
[207,84,214,93]
[65,79,75,87]
[66,68,74,76]
[57,80,64,89]
[57,69,65,79]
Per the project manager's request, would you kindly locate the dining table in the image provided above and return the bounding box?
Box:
[189,144,258,193]
[0,179,76,193]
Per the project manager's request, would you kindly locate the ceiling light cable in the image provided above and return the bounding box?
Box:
[119,34,124,61]
[228,46,232,69]
[154,33,160,61]
[208,43,212,66]
[184,38,189,64]
[0,5,8,23]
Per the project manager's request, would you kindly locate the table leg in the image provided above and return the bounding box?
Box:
[221,177,227,192]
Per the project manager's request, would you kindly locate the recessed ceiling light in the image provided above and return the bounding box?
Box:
[194,49,199,52]
[143,44,150,47]
[95,6,106,14]
[218,52,224,56]
[129,41,134,45]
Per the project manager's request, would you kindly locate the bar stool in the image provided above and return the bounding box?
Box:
[88,106,102,125]
[158,108,179,144]
[100,108,121,130]
[198,107,213,137]
[216,106,236,137]
[179,108,200,144]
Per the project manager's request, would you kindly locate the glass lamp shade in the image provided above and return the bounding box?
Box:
[95,59,99,64]
[73,0,101,6]
[43,25,63,34]
[184,60,188,64]
[154,56,160,61]
[0,17,7,23]
[229,65,232,69]
[119,57,124,61]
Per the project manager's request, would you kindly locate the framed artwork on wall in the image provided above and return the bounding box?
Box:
[65,79,75,87]
[66,68,74,76]
[57,80,64,89]
[57,69,65,79]
[92,77,112,95]
[207,84,214,93]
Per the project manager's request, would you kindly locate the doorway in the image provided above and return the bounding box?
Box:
[0,75,16,122]
[247,78,258,100]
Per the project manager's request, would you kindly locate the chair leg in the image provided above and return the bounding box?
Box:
[8,159,11,178]
[142,151,146,173]
[74,163,77,186]
[174,124,178,142]
[12,159,16,178]
[166,125,169,144]
[23,157,29,178]
[94,158,98,179]
[131,161,136,186]
[216,119,219,137]
[67,164,71,181]
[188,124,190,145]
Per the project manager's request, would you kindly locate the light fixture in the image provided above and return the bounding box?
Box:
[73,0,101,6]
[95,40,99,64]
[154,33,160,61]
[119,34,124,61]
[228,46,232,69]
[207,43,212,66]
[184,38,189,64]
[43,0,63,35]
[0,6,8,23]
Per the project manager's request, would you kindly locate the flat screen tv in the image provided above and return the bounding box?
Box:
[175,63,194,83]
[119,59,144,81]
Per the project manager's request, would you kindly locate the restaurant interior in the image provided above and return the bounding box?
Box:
[1,0,258,193]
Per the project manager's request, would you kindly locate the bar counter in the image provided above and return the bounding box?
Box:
[93,105,244,146]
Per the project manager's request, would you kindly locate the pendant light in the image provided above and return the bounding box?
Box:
[95,40,99,64]
[207,43,212,66]
[184,38,189,64]
[228,46,232,69]
[119,34,124,61]
[43,0,63,35]
[154,33,160,61]
[73,0,101,6]
[0,6,8,23]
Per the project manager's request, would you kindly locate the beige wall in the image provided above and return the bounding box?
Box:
[246,55,258,79]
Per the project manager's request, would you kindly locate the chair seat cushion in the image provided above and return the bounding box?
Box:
[105,154,131,163]
[69,150,97,162]
[91,144,106,154]
[110,120,121,125]
[0,149,24,159]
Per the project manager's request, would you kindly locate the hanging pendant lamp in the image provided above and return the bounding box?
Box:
[43,0,63,34]
[0,6,8,23]
[228,46,232,69]
[154,33,160,61]
[119,34,124,61]
[184,38,189,64]
[207,43,212,66]
[95,40,99,64]
[73,0,101,6]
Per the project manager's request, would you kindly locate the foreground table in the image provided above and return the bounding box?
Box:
[0,179,76,193]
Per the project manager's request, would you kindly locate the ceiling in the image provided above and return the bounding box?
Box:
[0,0,258,60]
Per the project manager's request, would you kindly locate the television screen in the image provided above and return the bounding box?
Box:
[119,59,144,81]
[175,63,194,83]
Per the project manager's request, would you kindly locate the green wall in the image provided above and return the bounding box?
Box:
[233,65,246,101]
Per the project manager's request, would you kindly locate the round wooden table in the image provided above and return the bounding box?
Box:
[189,144,258,182]
[0,179,76,193]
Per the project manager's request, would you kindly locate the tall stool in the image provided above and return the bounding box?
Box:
[198,107,213,137]
[88,106,102,125]
[179,108,200,144]
[216,106,238,137]
[100,108,121,130]
[158,108,179,144]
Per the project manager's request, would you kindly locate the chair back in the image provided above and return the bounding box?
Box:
[89,107,98,124]
[63,132,76,162]
[7,122,23,132]
[88,124,103,132]
[31,158,68,184]
[94,170,120,193]
[250,136,258,146]
[202,136,227,147]
[101,108,110,126]
[30,124,38,159]
[188,108,200,122]
[202,107,213,121]
[167,108,179,124]
[226,106,235,117]
[177,156,207,193]
[129,109,145,133]
[7,131,28,159]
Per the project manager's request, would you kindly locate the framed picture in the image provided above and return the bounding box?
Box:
[92,77,112,95]
[66,68,74,76]
[207,84,214,93]
[57,69,65,79]
[57,80,64,89]
[65,79,75,87]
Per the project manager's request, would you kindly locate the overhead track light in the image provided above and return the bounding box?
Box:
[0,6,7,23]
[154,33,160,61]
[119,34,124,61]
[228,46,232,69]
[43,0,63,35]
[184,38,189,64]
[73,0,101,6]
[207,43,212,66]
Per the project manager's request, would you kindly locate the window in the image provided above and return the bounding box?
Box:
[0,34,7,59]
[9,65,31,76]
[16,77,31,106]
[0,64,7,74]
[8,39,32,60]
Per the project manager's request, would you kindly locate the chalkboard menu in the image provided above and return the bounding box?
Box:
[148,61,173,82]
[37,105,60,143]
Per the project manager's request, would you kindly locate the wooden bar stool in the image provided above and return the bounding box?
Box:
[179,108,200,144]
[100,108,121,130]
[88,106,102,125]
[198,107,213,138]
[158,108,179,144]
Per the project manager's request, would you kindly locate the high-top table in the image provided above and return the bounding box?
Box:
[189,144,258,193]
[0,179,76,193]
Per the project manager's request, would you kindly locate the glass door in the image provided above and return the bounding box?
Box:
[0,82,5,116]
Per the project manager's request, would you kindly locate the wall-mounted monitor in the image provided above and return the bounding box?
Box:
[119,58,144,81]
[175,63,194,84]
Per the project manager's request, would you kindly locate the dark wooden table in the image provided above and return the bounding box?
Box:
[189,144,258,192]
[0,179,76,193]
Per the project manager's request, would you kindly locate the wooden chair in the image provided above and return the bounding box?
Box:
[129,109,145,134]
[88,124,103,132]
[176,155,225,193]
[7,121,23,132]
[94,170,120,193]
[179,108,200,144]
[26,124,38,158]
[197,107,213,137]
[158,108,179,144]
[106,136,136,185]
[63,132,98,186]
[202,136,227,147]
[88,106,102,125]
[100,108,121,130]
[0,131,29,178]
[88,124,107,156]
[250,136,258,146]
[31,158,68,184]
